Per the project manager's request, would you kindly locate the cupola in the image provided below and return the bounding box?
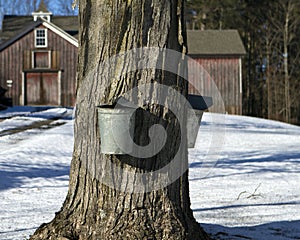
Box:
[32,0,52,22]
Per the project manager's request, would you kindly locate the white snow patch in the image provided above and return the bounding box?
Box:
[0,108,299,240]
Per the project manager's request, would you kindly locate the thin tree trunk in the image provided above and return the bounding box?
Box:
[30,1,210,239]
[266,40,272,120]
[283,3,291,123]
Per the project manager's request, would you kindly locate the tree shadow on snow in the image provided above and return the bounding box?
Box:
[189,151,300,180]
[0,162,70,191]
[201,220,300,240]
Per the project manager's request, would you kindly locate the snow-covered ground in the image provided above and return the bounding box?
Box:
[0,106,299,240]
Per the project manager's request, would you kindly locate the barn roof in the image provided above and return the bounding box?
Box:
[0,20,42,50]
[0,16,245,57]
[0,16,78,51]
[187,30,246,56]
[0,15,78,44]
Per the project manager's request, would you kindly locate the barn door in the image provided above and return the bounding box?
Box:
[26,72,59,105]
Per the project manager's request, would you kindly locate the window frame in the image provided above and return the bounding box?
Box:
[34,28,48,48]
[31,50,52,69]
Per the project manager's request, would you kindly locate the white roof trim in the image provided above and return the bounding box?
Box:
[42,19,78,47]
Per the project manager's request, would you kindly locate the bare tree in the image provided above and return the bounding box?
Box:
[0,0,77,23]
[19,0,40,15]
[4,0,39,15]
[263,0,300,123]
[48,0,78,16]
[0,0,39,29]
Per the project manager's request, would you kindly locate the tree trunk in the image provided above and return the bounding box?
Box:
[283,2,291,123]
[30,1,210,239]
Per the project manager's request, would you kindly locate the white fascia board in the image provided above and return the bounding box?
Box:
[42,20,78,47]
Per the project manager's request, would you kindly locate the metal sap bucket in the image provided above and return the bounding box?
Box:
[187,109,204,148]
[98,105,136,154]
[187,95,213,148]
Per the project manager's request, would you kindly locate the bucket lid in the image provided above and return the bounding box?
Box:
[188,94,213,110]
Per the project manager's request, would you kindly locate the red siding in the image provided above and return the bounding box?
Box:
[188,57,242,115]
[0,23,77,107]
[47,28,77,106]
[1,24,242,113]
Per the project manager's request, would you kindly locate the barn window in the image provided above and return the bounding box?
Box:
[32,51,51,68]
[35,29,48,47]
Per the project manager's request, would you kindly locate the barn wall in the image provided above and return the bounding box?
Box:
[1,29,242,111]
[0,24,77,107]
[47,30,77,106]
[0,31,34,104]
[188,57,242,115]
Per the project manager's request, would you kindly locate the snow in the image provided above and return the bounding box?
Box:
[0,107,299,240]
[189,114,300,239]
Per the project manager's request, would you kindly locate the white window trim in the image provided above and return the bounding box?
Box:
[34,28,48,48]
[58,70,62,105]
[31,50,52,69]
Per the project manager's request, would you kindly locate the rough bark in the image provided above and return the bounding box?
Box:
[30,1,210,239]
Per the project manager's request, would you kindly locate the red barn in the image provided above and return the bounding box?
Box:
[187,30,246,115]
[0,3,78,107]
[0,7,246,114]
